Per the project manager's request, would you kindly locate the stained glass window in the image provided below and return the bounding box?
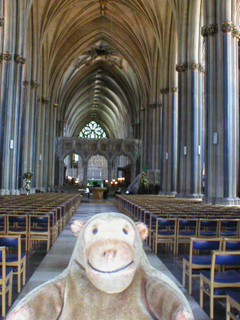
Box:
[79,121,107,139]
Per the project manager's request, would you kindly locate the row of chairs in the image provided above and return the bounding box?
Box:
[149,216,239,255]
[182,237,240,319]
[0,214,53,252]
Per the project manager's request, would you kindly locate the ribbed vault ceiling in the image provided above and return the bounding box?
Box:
[31,0,171,138]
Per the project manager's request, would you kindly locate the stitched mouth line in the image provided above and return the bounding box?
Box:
[87,260,134,274]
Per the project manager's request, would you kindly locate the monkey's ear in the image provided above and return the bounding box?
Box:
[135,222,148,240]
[71,220,87,237]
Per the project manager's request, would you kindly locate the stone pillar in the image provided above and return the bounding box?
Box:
[1,53,13,195]
[107,161,112,186]
[140,107,145,168]
[160,88,169,194]
[83,161,88,187]
[203,0,240,204]
[148,105,153,169]
[176,61,202,198]
[59,160,64,187]
[169,87,178,195]
[155,103,160,170]
[131,162,136,183]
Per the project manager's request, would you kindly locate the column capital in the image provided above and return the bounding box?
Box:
[160,88,169,94]
[15,54,26,64]
[22,79,29,87]
[0,16,4,27]
[42,97,50,105]
[149,103,157,108]
[176,63,188,73]
[189,62,200,71]
[221,21,233,33]
[232,26,240,40]
[201,25,218,37]
[171,87,178,93]
[31,80,40,89]
[3,53,12,62]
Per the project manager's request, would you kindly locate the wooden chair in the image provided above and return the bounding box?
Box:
[153,218,177,254]
[198,219,220,238]
[0,235,26,293]
[0,246,13,317]
[220,219,240,238]
[28,215,50,252]
[182,237,222,294]
[226,291,240,320]
[223,238,240,251]
[176,218,198,254]
[200,251,240,319]
[7,215,28,251]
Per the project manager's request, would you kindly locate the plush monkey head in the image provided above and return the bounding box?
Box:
[71,212,148,294]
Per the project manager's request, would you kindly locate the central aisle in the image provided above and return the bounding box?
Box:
[8,203,209,319]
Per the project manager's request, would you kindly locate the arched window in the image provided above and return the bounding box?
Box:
[79,121,107,139]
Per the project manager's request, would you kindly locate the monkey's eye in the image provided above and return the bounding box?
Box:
[123,228,128,235]
[93,228,98,235]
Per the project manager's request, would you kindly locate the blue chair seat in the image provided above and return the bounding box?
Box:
[183,255,212,265]
[6,253,26,262]
[201,270,240,283]
[215,288,240,295]
[200,231,217,236]
[0,267,13,278]
[220,231,237,236]
[30,228,48,232]
[158,231,174,236]
[8,227,26,232]
[179,231,196,236]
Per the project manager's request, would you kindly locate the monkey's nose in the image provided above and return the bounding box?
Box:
[103,250,117,258]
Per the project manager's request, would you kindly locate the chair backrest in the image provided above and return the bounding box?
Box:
[157,218,176,227]
[199,219,219,228]
[214,251,240,266]
[0,236,19,247]
[223,238,240,251]
[191,237,222,251]
[211,251,240,282]
[178,219,198,228]
[220,219,239,228]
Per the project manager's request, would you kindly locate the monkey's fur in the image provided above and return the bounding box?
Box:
[7,212,194,320]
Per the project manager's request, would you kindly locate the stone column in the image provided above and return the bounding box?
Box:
[169,87,178,195]
[59,160,64,187]
[28,81,39,188]
[131,162,136,183]
[203,0,240,204]
[155,103,160,170]
[83,161,88,187]
[160,88,169,194]
[140,107,145,168]
[1,53,13,195]
[107,161,112,186]
[148,105,153,169]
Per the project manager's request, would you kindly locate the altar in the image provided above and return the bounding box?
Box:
[90,187,106,200]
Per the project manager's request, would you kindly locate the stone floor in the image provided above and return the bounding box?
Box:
[4,202,217,319]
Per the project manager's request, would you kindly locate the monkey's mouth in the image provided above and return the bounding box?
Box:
[87,260,134,274]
